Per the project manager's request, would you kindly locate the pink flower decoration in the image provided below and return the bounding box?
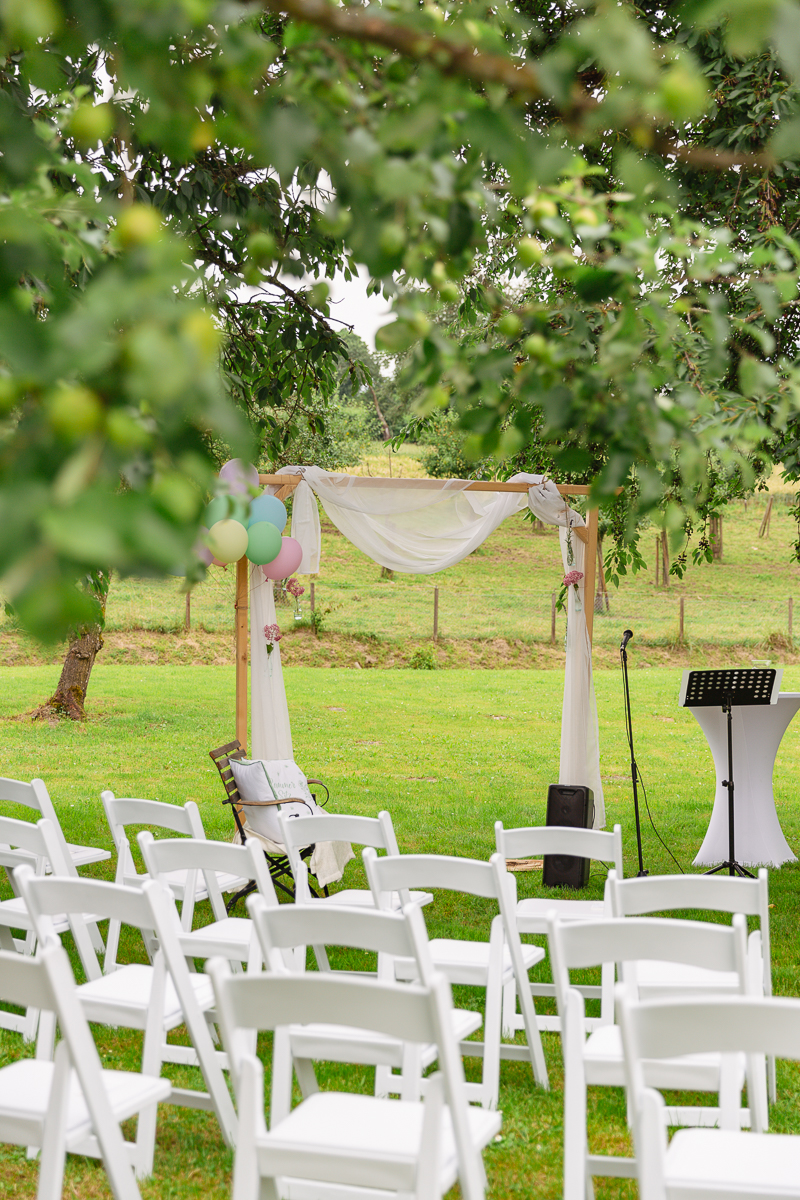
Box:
[285,577,305,599]
[563,570,584,588]
[264,622,282,653]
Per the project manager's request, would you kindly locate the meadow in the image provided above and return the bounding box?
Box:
[1,664,800,1198]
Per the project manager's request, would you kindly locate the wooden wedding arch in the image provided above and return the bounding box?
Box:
[231,473,601,750]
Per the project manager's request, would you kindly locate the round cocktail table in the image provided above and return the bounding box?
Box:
[691,692,800,868]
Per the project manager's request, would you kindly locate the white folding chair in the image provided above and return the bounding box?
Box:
[279,808,433,909]
[495,821,622,1032]
[15,867,238,1172]
[101,791,248,968]
[248,895,483,1114]
[208,961,500,1200]
[0,775,111,872]
[138,833,277,970]
[619,992,800,1200]
[0,816,86,1040]
[1,778,108,953]
[547,911,760,1200]
[607,868,775,1098]
[364,849,548,1107]
[0,940,169,1200]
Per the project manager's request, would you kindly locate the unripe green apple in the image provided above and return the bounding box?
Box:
[523,334,549,360]
[497,312,523,338]
[69,102,114,148]
[379,222,407,257]
[246,231,277,266]
[661,64,708,124]
[115,205,163,248]
[46,385,103,438]
[517,237,545,267]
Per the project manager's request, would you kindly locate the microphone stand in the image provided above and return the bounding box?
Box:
[620,633,647,876]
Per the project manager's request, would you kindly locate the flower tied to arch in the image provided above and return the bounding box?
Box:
[264,623,282,655]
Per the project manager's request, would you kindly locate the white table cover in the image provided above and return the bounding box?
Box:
[691,692,800,868]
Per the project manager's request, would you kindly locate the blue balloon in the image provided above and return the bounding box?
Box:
[248,492,287,532]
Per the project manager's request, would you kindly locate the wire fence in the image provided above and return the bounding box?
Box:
[98,573,800,650]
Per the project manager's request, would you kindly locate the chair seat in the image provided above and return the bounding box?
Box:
[583,1023,739,1092]
[0,897,91,934]
[515,896,605,933]
[261,1089,501,1193]
[79,962,215,1030]
[62,842,112,868]
[179,916,254,959]
[423,938,544,987]
[122,868,249,900]
[631,959,741,996]
[665,1128,800,1196]
[285,1006,483,1069]
[309,888,433,910]
[0,1058,170,1143]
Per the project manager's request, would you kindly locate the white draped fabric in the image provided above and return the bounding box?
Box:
[250,467,604,825]
[249,565,294,761]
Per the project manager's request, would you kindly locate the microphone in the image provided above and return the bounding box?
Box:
[620,629,634,651]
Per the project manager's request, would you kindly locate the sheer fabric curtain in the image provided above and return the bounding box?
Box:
[250,467,604,824]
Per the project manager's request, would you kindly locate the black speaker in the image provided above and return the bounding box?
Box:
[543,784,595,889]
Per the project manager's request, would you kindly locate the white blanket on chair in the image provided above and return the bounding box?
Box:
[239,823,354,888]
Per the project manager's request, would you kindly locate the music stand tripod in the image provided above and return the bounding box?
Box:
[679,668,780,878]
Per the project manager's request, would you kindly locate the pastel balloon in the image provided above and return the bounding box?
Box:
[247,492,287,533]
[207,518,249,564]
[219,458,259,496]
[205,494,248,528]
[261,536,303,580]
[246,521,282,565]
[194,527,215,566]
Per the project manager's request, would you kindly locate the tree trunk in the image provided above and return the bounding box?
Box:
[32,571,109,721]
[369,382,392,441]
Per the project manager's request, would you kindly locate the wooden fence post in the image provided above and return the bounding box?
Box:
[184,592,190,632]
[310,581,315,612]
[655,537,660,587]
[433,586,439,642]
[551,591,557,645]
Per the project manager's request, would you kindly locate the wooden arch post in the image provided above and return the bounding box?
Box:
[234,475,600,750]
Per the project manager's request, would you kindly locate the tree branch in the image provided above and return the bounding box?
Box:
[261,0,776,172]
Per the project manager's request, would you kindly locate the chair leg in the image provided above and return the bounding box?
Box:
[563,993,590,1200]
[36,1042,70,1200]
[233,1057,265,1200]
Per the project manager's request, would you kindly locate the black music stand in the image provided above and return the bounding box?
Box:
[679,668,780,877]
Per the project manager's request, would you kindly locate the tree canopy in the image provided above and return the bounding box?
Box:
[2,0,800,637]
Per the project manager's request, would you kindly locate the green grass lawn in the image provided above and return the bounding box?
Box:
[1,664,800,1197]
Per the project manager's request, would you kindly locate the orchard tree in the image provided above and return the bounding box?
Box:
[3,0,800,656]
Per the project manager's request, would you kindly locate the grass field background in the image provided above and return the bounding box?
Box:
[1,664,800,1197]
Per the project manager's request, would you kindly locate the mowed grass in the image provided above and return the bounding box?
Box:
[1,664,800,1198]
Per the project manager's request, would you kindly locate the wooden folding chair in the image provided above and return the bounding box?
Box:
[209,739,327,903]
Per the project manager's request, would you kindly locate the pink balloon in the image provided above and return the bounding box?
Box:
[219,458,259,496]
[261,536,303,580]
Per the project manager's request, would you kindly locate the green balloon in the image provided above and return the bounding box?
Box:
[246,521,282,565]
[205,494,248,528]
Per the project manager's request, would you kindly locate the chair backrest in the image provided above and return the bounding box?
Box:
[248,893,436,982]
[209,740,247,837]
[0,815,72,879]
[547,913,749,1021]
[280,809,398,879]
[15,867,162,980]
[101,790,205,883]
[364,849,503,905]
[495,820,624,876]
[0,940,142,1200]
[0,777,82,879]
[607,869,772,995]
[138,833,277,925]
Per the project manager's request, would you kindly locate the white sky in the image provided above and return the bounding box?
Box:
[325,265,393,351]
